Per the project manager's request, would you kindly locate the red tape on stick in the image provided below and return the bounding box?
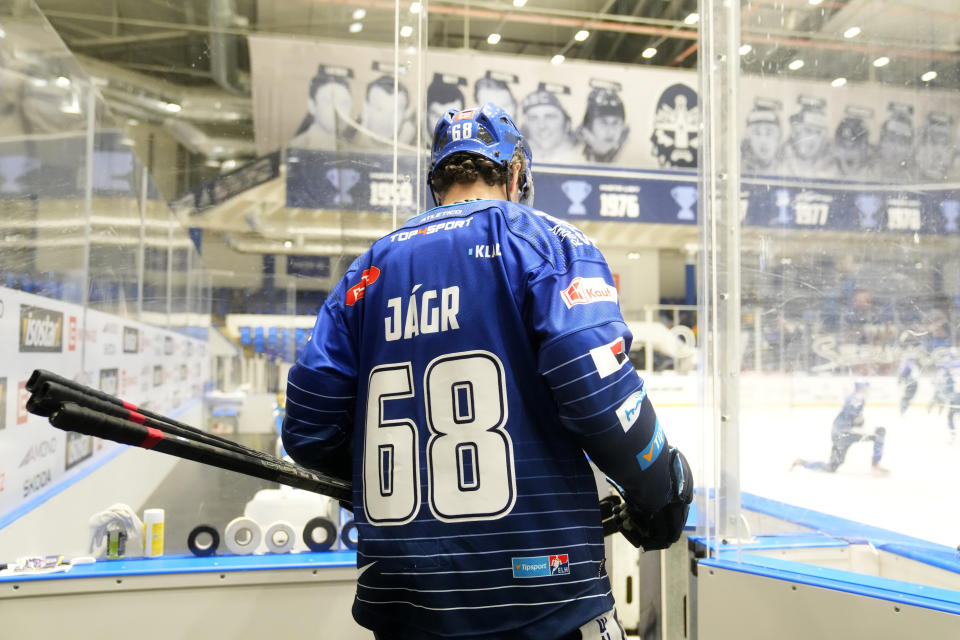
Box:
[128,411,147,425]
[141,427,165,449]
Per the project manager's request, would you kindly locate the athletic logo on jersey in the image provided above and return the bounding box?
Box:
[512,554,570,578]
[561,277,618,309]
[636,418,665,470]
[549,554,570,575]
[615,388,647,432]
[346,266,381,306]
[590,337,627,378]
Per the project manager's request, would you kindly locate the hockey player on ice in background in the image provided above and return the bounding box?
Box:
[897,356,919,416]
[792,381,888,475]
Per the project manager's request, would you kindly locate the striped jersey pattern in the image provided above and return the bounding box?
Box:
[283,199,673,639]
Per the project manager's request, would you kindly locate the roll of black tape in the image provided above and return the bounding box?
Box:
[340,520,359,550]
[187,525,220,557]
[302,517,337,552]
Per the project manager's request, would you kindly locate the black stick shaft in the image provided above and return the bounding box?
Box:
[49,403,352,503]
[31,380,272,462]
[29,369,226,442]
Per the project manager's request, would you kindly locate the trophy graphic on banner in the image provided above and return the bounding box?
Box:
[941,199,960,233]
[772,189,792,225]
[561,180,591,215]
[671,185,697,221]
[854,194,881,229]
[326,168,361,206]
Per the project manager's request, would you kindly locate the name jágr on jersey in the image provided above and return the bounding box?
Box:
[385,285,460,342]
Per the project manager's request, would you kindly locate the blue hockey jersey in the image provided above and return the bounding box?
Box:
[283,199,675,639]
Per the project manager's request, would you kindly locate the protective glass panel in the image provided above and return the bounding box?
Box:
[0,2,210,558]
[701,0,960,588]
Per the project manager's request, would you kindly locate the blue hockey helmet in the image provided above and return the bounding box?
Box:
[429,102,534,206]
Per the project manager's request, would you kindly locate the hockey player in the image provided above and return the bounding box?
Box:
[928,363,954,415]
[792,381,888,475]
[897,355,920,416]
[282,102,692,640]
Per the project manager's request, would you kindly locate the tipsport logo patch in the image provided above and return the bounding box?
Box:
[512,554,570,578]
[453,109,475,121]
[590,337,627,378]
[560,277,618,309]
[345,266,381,306]
[615,388,647,432]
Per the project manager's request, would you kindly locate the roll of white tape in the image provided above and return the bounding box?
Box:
[264,521,296,554]
[224,517,262,555]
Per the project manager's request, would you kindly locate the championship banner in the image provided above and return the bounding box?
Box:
[248,37,960,235]
[0,286,209,525]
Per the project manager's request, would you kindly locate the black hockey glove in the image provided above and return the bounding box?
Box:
[603,447,693,551]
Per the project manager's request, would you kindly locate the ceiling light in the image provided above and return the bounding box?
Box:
[352,8,366,20]
[831,77,847,87]
[220,159,238,171]
[642,47,657,59]
[513,0,527,6]
[921,70,938,82]
[808,0,823,5]
[164,102,182,113]
[683,13,699,25]
[788,59,804,70]
[574,30,590,42]
[739,44,752,55]
[0,27,6,38]
[873,56,890,67]
[410,1,422,13]
[55,76,71,88]
[487,33,501,45]
[550,54,565,65]
[349,22,363,33]
[283,240,293,249]
[400,25,413,38]
[843,26,861,38]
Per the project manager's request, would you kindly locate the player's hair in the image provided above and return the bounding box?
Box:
[366,75,408,102]
[429,148,526,200]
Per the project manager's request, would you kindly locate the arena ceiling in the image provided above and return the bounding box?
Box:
[33,0,960,172]
[23,0,960,258]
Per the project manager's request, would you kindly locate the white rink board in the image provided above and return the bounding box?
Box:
[644,373,959,547]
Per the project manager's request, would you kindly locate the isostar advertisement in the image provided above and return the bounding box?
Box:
[248,37,960,235]
[0,286,209,525]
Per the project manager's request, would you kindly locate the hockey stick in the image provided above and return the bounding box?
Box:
[27,369,245,452]
[28,379,278,464]
[44,401,352,504]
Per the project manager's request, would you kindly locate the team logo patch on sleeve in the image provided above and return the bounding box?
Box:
[615,388,647,432]
[560,277,618,308]
[512,554,571,578]
[590,337,627,378]
[636,418,665,470]
[345,266,381,306]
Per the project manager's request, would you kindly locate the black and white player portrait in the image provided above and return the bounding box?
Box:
[650,83,699,168]
[521,83,578,163]
[831,109,874,180]
[474,71,519,121]
[780,96,833,177]
[289,64,354,149]
[578,84,629,163]
[874,103,915,180]
[741,98,782,174]
[424,73,465,144]
[914,112,956,182]
[354,75,415,148]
